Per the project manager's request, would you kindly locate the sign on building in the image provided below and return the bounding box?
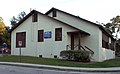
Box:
[44,31,52,39]
[18,41,22,46]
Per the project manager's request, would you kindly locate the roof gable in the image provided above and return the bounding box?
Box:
[10,10,35,32]
[10,10,90,35]
[45,7,114,39]
[45,7,99,26]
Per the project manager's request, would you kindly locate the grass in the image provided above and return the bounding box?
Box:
[0,55,120,68]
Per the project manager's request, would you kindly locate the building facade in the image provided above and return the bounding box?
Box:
[11,8,115,62]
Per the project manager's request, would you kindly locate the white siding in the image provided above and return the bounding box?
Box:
[11,17,37,56]
[11,9,115,62]
[36,14,78,58]
[99,48,115,61]
[11,13,78,58]
[98,30,115,61]
[48,11,101,61]
[47,11,115,61]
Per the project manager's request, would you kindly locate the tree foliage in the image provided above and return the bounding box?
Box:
[0,17,6,34]
[105,15,120,38]
[104,16,120,56]
[0,28,11,48]
[10,11,26,27]
[0,17,10,48]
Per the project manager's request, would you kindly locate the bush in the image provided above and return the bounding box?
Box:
[60,50,90,62]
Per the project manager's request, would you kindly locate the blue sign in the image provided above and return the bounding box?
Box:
[44,31,52,39]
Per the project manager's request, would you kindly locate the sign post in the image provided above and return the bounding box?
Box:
[18,41,22,62]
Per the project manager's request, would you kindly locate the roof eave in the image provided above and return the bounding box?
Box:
[10,9,90,36]
[9,10,37,33]
[45,7,115,39]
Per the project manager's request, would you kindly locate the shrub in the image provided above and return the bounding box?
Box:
[60,50,90,62]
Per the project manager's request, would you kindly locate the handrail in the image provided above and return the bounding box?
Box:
[74,45,78,49]
[66,44,79,50]
[66,45,94,55]
[79,45,86,51]
[66,44,86,51]
[85,46,94,54]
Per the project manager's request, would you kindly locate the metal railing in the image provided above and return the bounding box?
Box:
[85,46,94,55]
[66,44,94,55]
[66,44,79,50]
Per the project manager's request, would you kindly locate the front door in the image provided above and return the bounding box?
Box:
[71,34,74,50]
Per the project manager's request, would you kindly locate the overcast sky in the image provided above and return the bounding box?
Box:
[0,0,120,26]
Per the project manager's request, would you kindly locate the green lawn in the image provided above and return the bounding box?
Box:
[0,55,120,68]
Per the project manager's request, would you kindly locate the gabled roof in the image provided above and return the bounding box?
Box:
[10,10,90,35]
[45,7,99,26]
[45,7,114,39]
[10,10,35,32]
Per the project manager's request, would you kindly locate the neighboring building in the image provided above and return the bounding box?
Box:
[10,8,115,62]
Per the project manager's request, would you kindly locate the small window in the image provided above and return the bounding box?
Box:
[38,30,44,42]
[16,32,26,48]
[32,12,38,22]
[52,10,57,17]
[55,28,62,41]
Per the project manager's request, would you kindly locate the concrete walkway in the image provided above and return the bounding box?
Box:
[0,62,120,72]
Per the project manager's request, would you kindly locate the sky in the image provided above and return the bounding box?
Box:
[0,0,120,26]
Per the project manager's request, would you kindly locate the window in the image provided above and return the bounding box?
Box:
[38,30,44,42]
[32,12,38,22]
[111,39,114,50]
[55,28,62,41]
[52,10,57,17]
[102,32,109,49]
[102,40,109,49]
[16,32,26,48]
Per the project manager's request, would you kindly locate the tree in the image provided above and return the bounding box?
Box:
[105,16,120,56]
[0,29,10,47]
[105,16,120,39]
[10,16,17,27]
[0,17,10,48]
[10,11,26,27]
[0,17,6,34]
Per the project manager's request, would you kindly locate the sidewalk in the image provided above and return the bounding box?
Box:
[0,62,120,72]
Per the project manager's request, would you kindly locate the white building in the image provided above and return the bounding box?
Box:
[10,8,115,62]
